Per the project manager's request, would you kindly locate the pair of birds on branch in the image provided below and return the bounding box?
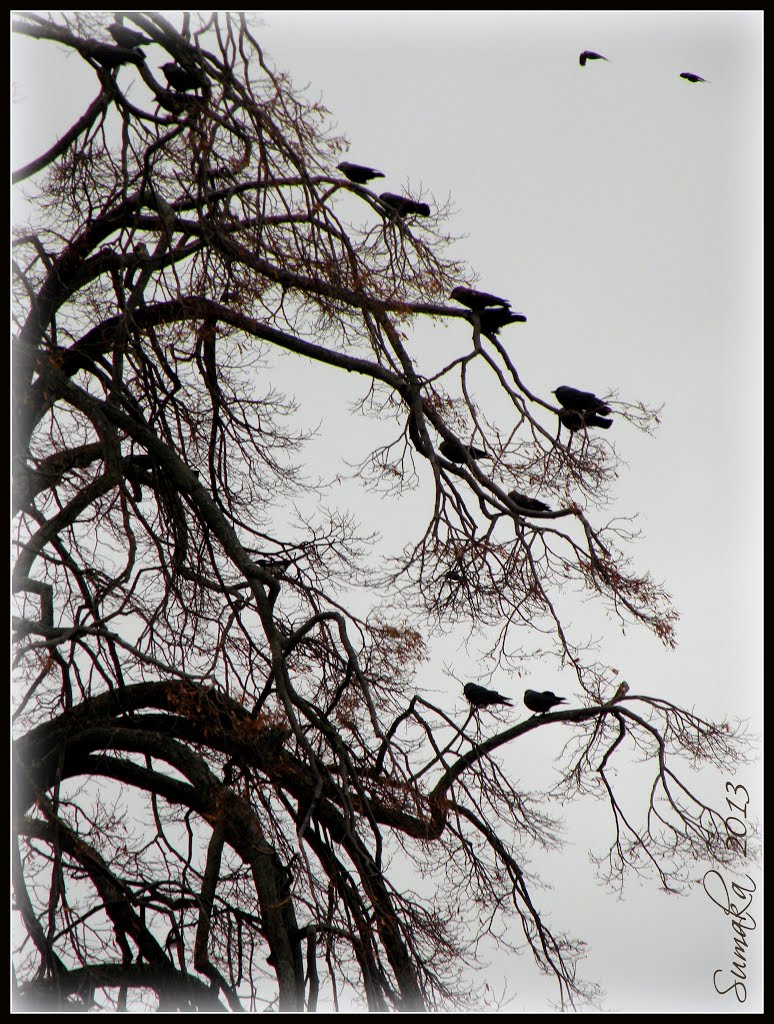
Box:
[553,385,613,431]
[109,20,207,93]
[86,21,156,71]
[438,440,553,513]
[580,49,708,82]
[463,683,567,714]
[78,22,150,70]
[449,285,527,335]
[336,162,430,218]
[439,382,612,466]
[85,20,207,97]
[337,174,526,329]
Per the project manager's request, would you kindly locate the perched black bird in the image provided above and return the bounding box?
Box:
[161,61,206,92]
[108,22,152,48]
[337,161,385,184]
[80,41,145,69]
[450,286,511,311]
[379,192,431,217]
[508,491,553,514]
[679,72,709,83]
[439,438,491,464]
[464,683,513,709]
[155,89,197,114]
[256,557,293,577]
[579,50,609,67]
[475,308,527,335]
[553,386,612,416]
[557,408,613,431]
[524,689,567,714]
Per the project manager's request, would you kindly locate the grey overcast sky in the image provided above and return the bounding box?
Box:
[12,10,763,1012]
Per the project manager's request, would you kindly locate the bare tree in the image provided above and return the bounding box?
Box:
[12,12,754,1012]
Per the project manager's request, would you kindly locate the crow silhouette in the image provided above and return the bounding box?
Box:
[337,161,385,184]
[450,286,511,311]
[80,41,145,68]
[553,386,612,416]
[162,62,206,91]
[473,308,527,335]
[379,193,431,217]
[579,50,609,66]
[108,22,152,48]
[557,408,613,431]
[524,689,567,713]
[508,491,552,514]
[679,72,709,83]
[439,438,491,464]
[464,683,513,709]
[155,89,197,114]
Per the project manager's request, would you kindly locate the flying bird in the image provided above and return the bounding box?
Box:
[524,689,567,714]
[464,683,513,709]
[557,408,613,431]
[475,308,527,335]
[553,386,612,416]
[108,22,152,48]
[439,438,491,464]
[579,50,609,67]
[679,72,709,83]
[161,62,206,92]
[450,286,511,311]
[379,192,431,217]
[508,491,552,514]
[337,161,385,184]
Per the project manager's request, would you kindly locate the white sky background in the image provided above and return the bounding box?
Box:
[12,9,763,1013]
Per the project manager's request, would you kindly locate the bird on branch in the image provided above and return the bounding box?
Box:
[439,438,491,464]
[474,308,527,335]
[524,689,567,713]
[108,22,152,49]
[464,683,513,709]
[557,408,613,432]
[161,61,206,92]
[553,386,612,416]
[80,41,145,69]
[508,491,553,514]
[450,286,511,311]
[337,161,385,184]
[379,192,431,217]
